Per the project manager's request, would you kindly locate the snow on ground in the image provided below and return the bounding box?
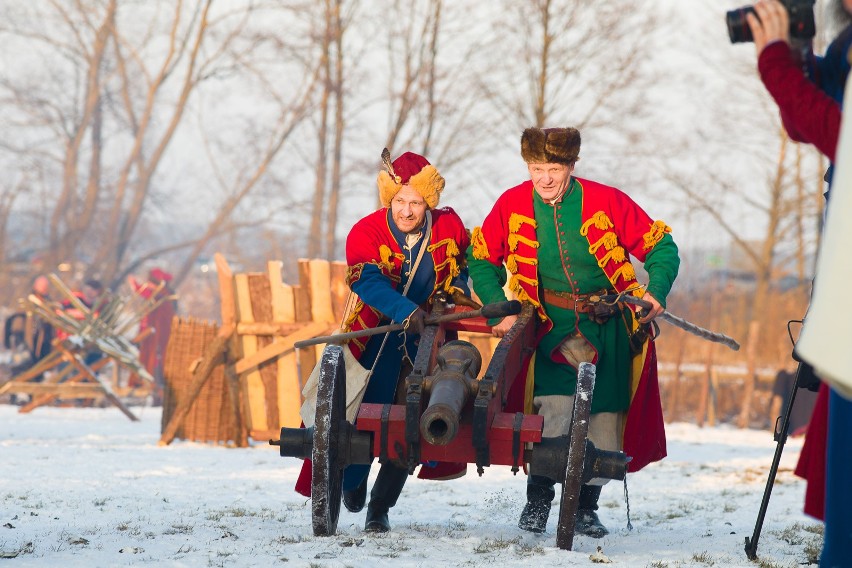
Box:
[0,404,821,567]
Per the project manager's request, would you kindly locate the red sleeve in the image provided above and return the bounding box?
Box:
[758,41,841,161]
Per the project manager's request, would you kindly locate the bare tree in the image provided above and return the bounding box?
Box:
[477,0,658,131]
[0,1,320,291]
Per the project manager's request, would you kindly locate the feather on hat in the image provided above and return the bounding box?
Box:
[377,149,444,208]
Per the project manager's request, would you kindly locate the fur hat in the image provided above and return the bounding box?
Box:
[520,127,581,165]
[377,149,445,208]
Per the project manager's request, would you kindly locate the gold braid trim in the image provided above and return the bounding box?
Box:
[427,237,459,258]
[587,232,619,255]
[506,253,538,274]
[509,274,542,312]
[580,211,614,236]
[342,299,364,331]
[471,226,490,260]
[508,233,540,252]
[346,264,364,286]
[597,246,627,268]
[379,244,404,266]
[642,220,672,250]
[434,256,459,273]
[509,213,537,233]
[611,262,637,283]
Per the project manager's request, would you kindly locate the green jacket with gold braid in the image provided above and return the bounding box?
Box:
[468,177,679,472]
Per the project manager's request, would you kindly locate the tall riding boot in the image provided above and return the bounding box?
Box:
[518,475,556,533]
[364,462,409,533]
[343,475,368,513]
[575,484,608,538]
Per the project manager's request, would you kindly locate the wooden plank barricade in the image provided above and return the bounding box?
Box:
[158,254,343,445]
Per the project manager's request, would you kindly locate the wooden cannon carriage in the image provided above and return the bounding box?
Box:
[271,297,630,551]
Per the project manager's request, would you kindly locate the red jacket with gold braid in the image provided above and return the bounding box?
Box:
[342,206,469,358]
[471,178,674,472]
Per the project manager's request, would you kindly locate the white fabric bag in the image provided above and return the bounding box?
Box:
[299,344,372,427]
[796,77,852,400]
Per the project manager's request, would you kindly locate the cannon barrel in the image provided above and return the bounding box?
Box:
[419,341,482,446]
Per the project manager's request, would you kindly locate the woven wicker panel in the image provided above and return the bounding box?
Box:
[162,318,237,444]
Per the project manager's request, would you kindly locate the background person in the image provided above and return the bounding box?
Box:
[747,1,852,563]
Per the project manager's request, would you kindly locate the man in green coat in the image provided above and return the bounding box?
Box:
[468,127,679,536]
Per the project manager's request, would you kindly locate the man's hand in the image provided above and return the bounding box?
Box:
[638,293,664,324]
[405,308,428,335]
[747,0,790,56]
[491,314,518,338]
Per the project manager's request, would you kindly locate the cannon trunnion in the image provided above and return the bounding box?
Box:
[271,301,631,550]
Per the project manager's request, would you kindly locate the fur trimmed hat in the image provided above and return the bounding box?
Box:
[520,127,581,165]
[377,149,445,209]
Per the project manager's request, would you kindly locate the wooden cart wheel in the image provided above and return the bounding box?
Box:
[311,345,347,536]
[555,361,596,550]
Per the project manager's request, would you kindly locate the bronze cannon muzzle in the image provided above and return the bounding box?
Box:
[419,340,482,446]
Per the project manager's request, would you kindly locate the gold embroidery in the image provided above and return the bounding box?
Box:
[580,211,614,235]
[471,226,490,260]
[509,213,537,233]
[611,262,637,283]
[346,264,364,286]
[642,220,672,250]
[427,237,460,258]
[597,246,627,267]
[341,299,364,331]
[506,253,538,274]
[508,233,540,252]
[587,232,619,255]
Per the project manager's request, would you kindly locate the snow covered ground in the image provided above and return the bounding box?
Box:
[0,404,821,567]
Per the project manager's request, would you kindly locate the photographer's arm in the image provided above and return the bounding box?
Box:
[758,44,841,161]
[748,0,841,160]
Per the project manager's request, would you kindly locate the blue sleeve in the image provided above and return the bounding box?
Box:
[452,265,471,296]
[351,264,419,323]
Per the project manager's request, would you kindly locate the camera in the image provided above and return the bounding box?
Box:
[726,0,816,43]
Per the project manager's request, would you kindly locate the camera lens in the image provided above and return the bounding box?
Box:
[726,6,756,43]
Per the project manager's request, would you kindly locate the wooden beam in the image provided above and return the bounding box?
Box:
[235,274,268,433]
[9,384,109,397]
[234,321,330,375]
[235,322,305,336]
[269,261,301,428]
[215,253,236,327]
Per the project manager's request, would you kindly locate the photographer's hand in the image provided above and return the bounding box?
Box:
[747,0,790,56]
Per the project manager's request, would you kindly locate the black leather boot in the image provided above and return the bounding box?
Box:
[343,476,368,513]
[518,475,556,533]
[364,462,409,533]
[575,484,608,538]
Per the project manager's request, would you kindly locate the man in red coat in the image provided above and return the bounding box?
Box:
[295,150,473,533]
[468,127,679,537]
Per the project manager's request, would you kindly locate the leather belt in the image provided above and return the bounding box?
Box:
[541,288,613,312]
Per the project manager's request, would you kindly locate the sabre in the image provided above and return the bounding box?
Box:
[600,294,740,351]
[294,300,522,349]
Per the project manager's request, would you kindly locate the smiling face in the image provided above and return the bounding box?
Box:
[527,162,574,201]
[390,184,428,234]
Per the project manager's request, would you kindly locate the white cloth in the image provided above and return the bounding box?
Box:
[299,345,372,427]
[796,78,852,400]
[531,394,623,486]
